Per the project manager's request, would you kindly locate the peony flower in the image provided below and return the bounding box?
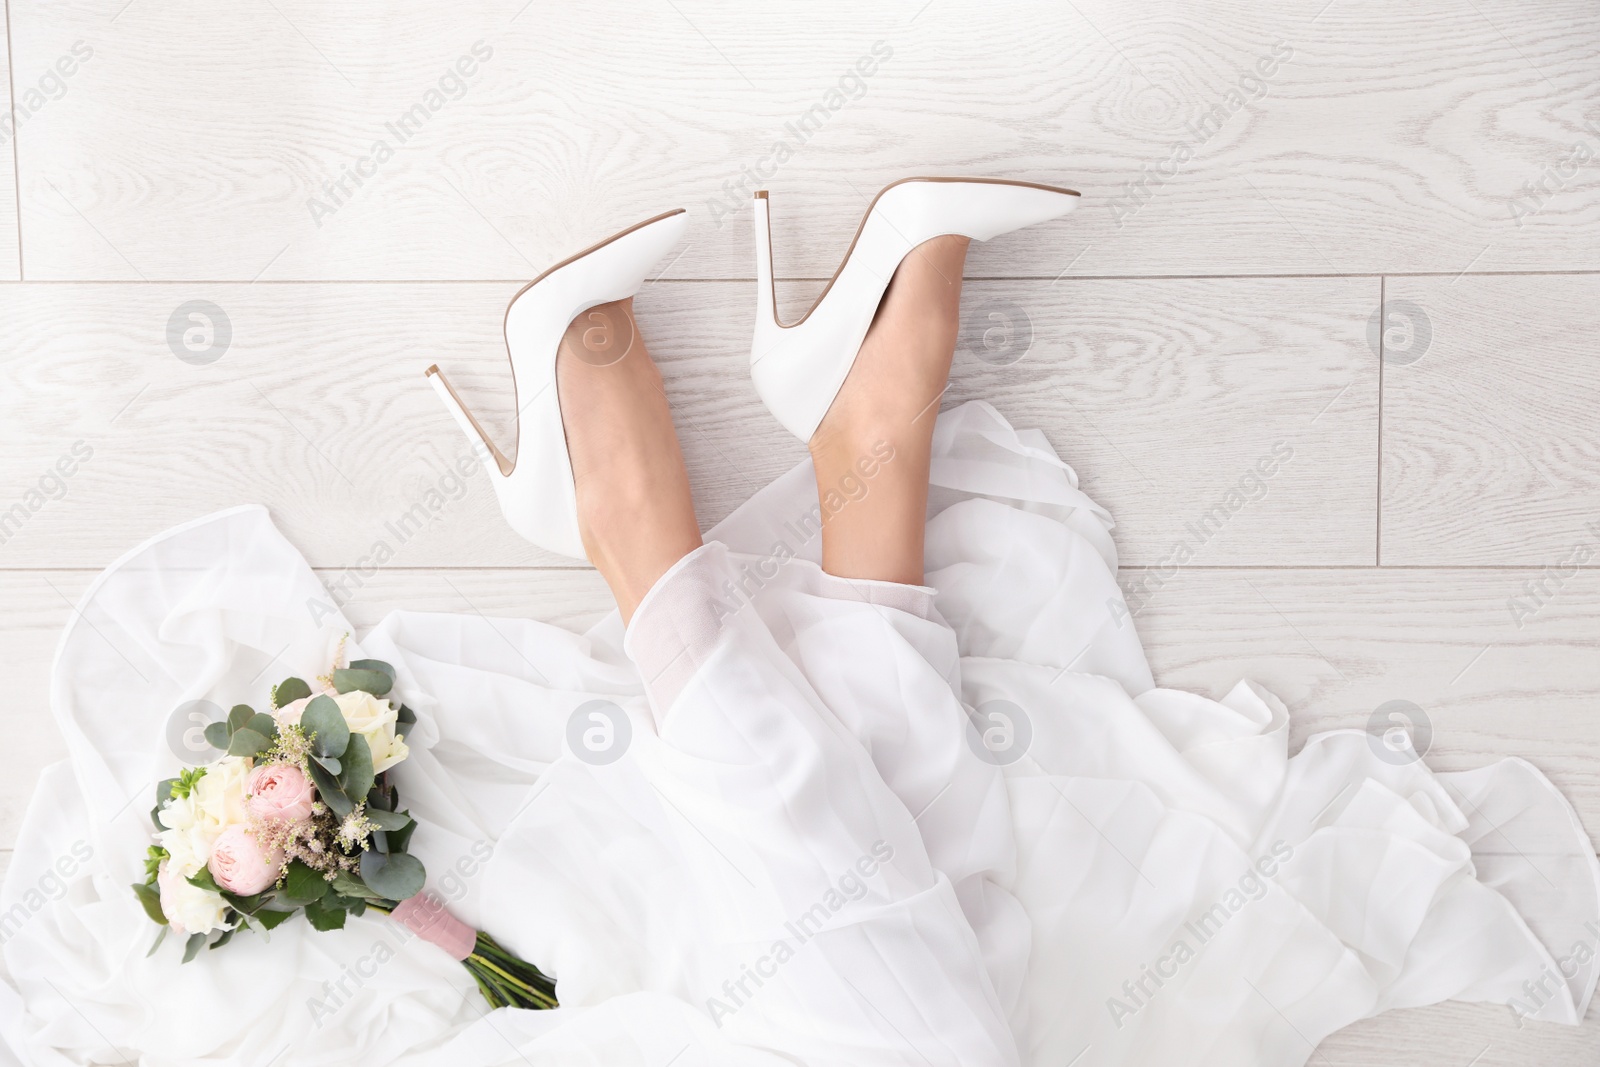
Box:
[207,825,284,896]
[332,691,410,774]
[157,859,228,937]
[246,763,315,822]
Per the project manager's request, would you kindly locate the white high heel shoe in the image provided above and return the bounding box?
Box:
[426,209,688,559]
[750,177,1079,442]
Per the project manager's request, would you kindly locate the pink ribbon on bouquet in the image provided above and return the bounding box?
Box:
[391,891,476,961]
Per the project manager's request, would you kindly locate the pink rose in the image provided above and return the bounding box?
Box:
[247,762,315,822]
[207,826,284,896]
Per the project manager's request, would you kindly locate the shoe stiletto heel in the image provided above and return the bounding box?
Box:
[749,177,1079,442]
[426,208,688,559]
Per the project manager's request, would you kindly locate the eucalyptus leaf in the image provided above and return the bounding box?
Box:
[302,695,350,758]
[387,818,417,855]
[203,721,231,751]
[227,705,254,732]
[349,659,396,680]
[330,872,385,900]
[332,668,392,698]
[226,728,271,758]
[130,882,167,925]
[373,829,389,853]
[312,753,342,776]
[306,759,353,818]
[338,733,375,801]
[359,851,425,901]
[365,807,412,832]
[146,925,168,957]
[246,712,279,740]
[272,676,312,708]
[395,704,416,725]
[366,784,394,811]
[182,932,206,964]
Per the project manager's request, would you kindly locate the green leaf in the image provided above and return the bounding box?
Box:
[302,695,350,758]
[339,733,375,801]
[304,896,347,931]
[203,721,231,751]
[226,728,271,758]
[187,866,222,894]
[145,925,168,957]
[366,784,394,811]
[246,712,279,740]
[349,659,396,681]
[222,890,269,915]
[306,759,353,818]
[396,704,417,739]
[312,753,342,776]
[282,860,329,904]
[386,817,417,855]
[365,807,412,832]
[332,667,392,698]
[131,882,168,926]
[254,907,296,931]
[181,932,207,963]
[227,705,254,732]
[372,829,389,853]
[330,872,385,901]
[359,851,425,901]
[272,676,312,708]
[208,928,235,951]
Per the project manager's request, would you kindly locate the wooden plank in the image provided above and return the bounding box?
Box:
[1318,1000,1600,1064]
[0,276,1375,569]
[9,0,1599,280]
[1381,274,1600,566]
[0,5,20,279]
[950,276,1378,567]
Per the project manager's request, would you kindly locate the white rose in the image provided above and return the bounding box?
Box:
[156,824,210,875]
[333,691,410,774]
[156,859,229,937]
[156,792,198,833]
[190,758,251,832]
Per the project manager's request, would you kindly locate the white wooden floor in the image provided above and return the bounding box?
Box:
[1,0,1598,1061]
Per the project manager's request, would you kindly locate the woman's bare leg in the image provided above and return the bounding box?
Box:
[556,298,702,622]
[808,235,971,585]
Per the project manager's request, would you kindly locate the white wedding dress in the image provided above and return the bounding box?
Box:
[1,401,1595,1066]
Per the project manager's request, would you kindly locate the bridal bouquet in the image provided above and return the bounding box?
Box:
[130,655,557,1010]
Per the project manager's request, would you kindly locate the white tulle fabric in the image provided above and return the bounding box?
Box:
[1,401,1595,1067]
